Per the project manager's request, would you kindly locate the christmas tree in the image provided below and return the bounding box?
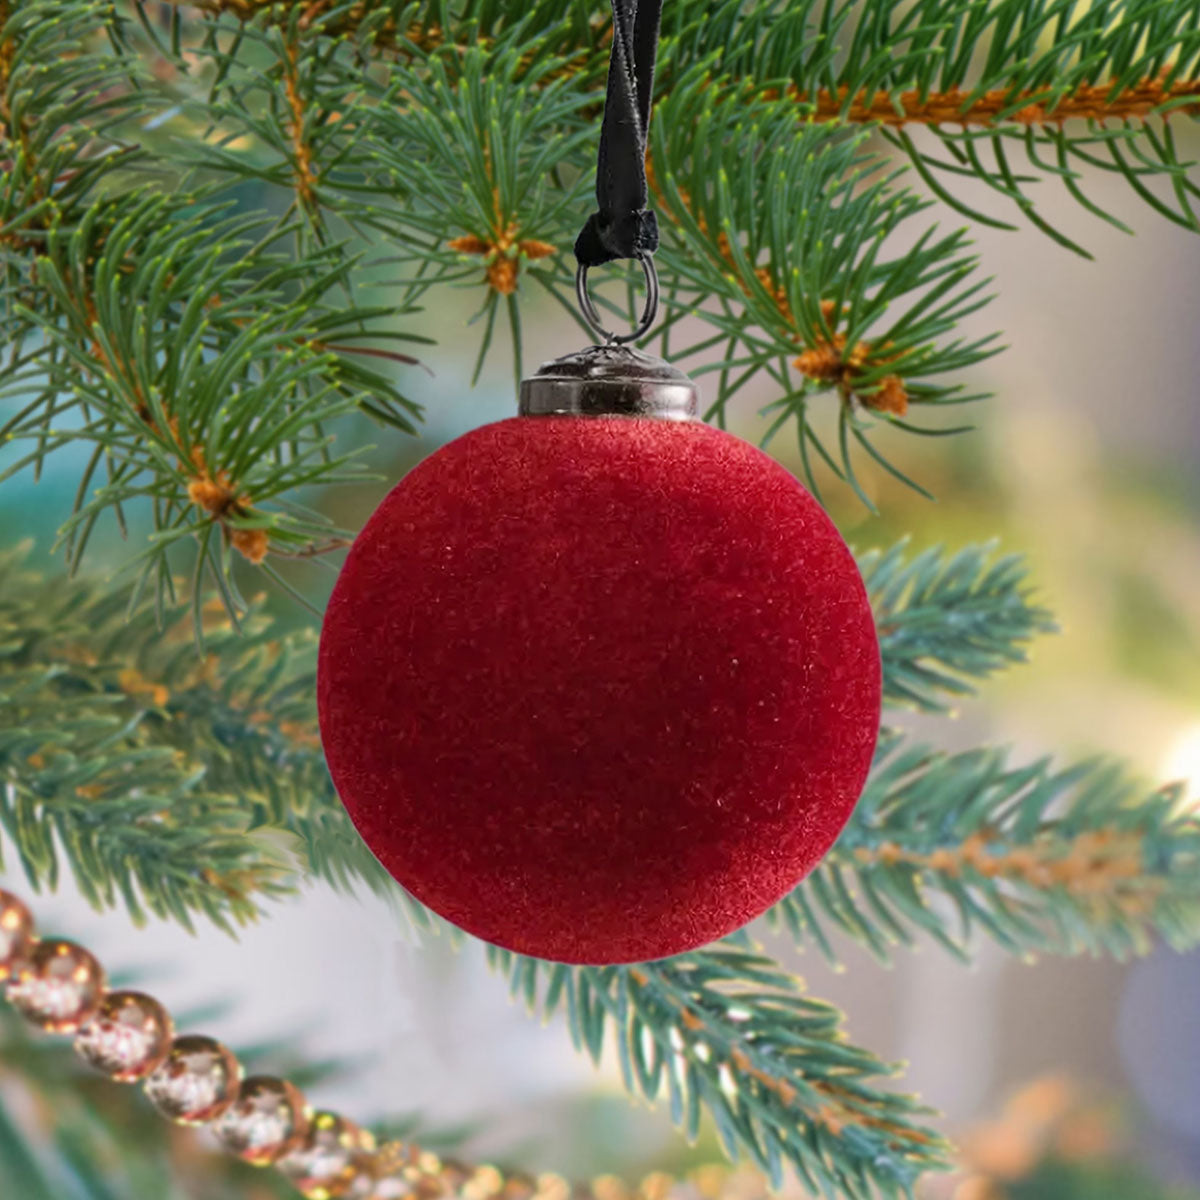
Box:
[2,1,1200,1197]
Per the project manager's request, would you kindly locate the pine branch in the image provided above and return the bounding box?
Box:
[1,185,426,608]
[156,0,1200,252]
[10,0,1017,591]
[865,542,1056,714]
[0,1,152,257]
[773,731,1200,965]
[152,0,607,59]
[115,3,1001,506]
[164,1,405,234]
[356,43,598,388]
[0,546,422,933]
[2,3,430,616]
[0,540,1048,932]
[490,944,949,1198]
[648,73,998,501]
[1,180,427,583]
[13,540,1189,1004]
[0,546,1176,1192]
[669,0,1200,252]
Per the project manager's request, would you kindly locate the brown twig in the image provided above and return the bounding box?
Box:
[281,31,318,211]
[446,146,556,294]
[319,342,434,375]
[448,226,556,295]
[75,287,270,564]
[853,829,1160,919]
[793,77,1200,126]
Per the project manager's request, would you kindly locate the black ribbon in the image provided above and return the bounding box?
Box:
[573,0,663,268]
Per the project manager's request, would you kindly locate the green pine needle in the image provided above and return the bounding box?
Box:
[488,944,951,1197]
[774,731,1200,965]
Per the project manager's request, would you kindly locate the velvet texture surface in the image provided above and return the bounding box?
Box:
[318,416,880,964]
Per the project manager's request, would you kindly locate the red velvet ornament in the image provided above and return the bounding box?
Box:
[318,353,880,965]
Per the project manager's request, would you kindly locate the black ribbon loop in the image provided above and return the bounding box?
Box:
[573,0,663,268]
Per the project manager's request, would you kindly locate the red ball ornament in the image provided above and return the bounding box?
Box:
[318,346,880,964]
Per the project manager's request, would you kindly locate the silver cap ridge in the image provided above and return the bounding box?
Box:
[518,344,699,421]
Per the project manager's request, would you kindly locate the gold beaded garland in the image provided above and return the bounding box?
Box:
[0,885,759,1200]
[74,990,174,1081]
[7,938,106,1033]
[437,1158,473,1195]
[144,1033,242,1124]
[500,1174,539,1200]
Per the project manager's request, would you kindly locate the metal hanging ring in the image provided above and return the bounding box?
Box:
[575,252,659,346]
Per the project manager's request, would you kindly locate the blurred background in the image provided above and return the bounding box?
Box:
[2,123,1199,1200]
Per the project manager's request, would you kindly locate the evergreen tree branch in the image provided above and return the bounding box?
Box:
[13,542,1186,978]
[648,74,999,500]
[785,81,1200,128]
[673,0,1200,251]
[148,2,1003,477]
[490,944,949,1197]
[355,44,597,389]
[8,0,1012,597]
[0,547,417,933]
[3,190,424,592]
[0,546,1178,1194]
[1,1,151,258]
[773,731,1200,965]
[153,0,1200,251]
[151,0,606,60]
[2,3,430,615]
[865,542,1057,714]
[0,541,1051,933]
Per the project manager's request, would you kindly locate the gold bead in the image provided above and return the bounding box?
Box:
[362,1175,433,1200]
[593,1177,631,1200]
[215,1074,308,1165]
[0,890,34,982]
[341,1142,441,1200]
[638,1175,674,1200]
[502,1174,539,1200]
[436,1158,473,1198]
[463,1166,505,1200]
[277,1110,375,1198]
[415,1151,444,1177]
[144,1034,241,1124]
[342,1149,423,1200]
[371,1142,421,1176]
[533,1174,571,1200]
[75,990,174,1081]
[7,939,105,1033]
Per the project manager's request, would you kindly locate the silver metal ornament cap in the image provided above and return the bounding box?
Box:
[518,343,699,421]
